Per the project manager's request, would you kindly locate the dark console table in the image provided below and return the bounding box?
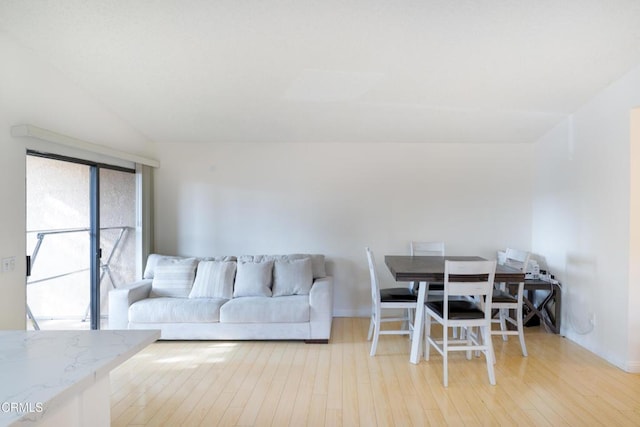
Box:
[509,279,562,334]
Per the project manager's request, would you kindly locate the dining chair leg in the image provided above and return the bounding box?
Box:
[483,326,496,385]
[424,312,432,361]
[516,301,528,357]
[499,309,508,341]
[370,320,381,356]
[443,330,449,387]
[407,308,414,340]
[490,324,498,364]
[491,332,498,364]
[367,317,374,341]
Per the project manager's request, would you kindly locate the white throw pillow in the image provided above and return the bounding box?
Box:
[151,257,198,297]
[233,260,274,297]
[287,254,326,278]
[143,254,186,279]
[237,254,326,278]
[189,260,236,299]
[272,257,313,297]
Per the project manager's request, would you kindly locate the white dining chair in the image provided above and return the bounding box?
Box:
[491,247,529,360]
[410,241,450,336]
[410,241,445,257]
[366,247,419,356]
[409,241,445,293]
[424,260,497,387]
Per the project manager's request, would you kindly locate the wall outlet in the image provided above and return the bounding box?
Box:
[1,257,16,272]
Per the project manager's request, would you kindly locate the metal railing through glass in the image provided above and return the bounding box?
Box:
[26,226,134,330]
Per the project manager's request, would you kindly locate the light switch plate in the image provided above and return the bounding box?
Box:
[2,257,16,272]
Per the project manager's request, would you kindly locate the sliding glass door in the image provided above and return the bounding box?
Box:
[98,167,136,327]
[26,153,136,330]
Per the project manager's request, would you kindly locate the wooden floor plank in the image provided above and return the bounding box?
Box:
[108,318,640,426]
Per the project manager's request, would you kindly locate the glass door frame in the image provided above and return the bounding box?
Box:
[26,150,135,329]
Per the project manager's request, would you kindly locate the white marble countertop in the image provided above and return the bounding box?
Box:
[0,329,159,426]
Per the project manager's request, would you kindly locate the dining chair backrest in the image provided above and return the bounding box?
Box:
[365,247,381,305]
[410,241,445,256]
[444,260,496,304]
[503,248,531,272]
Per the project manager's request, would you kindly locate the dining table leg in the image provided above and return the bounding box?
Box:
[410,280,428,364]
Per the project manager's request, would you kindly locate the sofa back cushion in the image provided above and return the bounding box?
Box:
[233,259,274,297]
[237,254,326,279]
[144,254,186,279]
[144,254,236,279]
[150,257,198,297]
[272,257,313,297]
[189,260,236,299]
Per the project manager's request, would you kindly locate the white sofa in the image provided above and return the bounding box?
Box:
[108,253,333,342]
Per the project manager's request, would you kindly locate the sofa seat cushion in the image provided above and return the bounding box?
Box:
[129,297,227,323]
[220,295,309,323]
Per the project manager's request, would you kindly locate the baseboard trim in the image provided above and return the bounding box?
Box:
[333,309,369,318]
[624,361,640,373]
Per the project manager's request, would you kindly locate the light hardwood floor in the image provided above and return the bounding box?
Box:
[110,318,640,426]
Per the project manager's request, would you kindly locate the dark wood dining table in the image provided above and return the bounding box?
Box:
[384,255,525,364]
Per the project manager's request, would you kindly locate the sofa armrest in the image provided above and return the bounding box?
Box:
[108,280,152,329]
[309,276,334,341]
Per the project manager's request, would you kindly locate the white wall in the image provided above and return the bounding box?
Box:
[0,32,153,329]
[532,65,640,371]
[629,108,640,372]
[154,142,533,316]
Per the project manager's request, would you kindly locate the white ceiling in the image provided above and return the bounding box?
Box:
[2,0,640,144]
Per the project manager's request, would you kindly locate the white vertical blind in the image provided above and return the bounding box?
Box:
[136,164,154,279]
